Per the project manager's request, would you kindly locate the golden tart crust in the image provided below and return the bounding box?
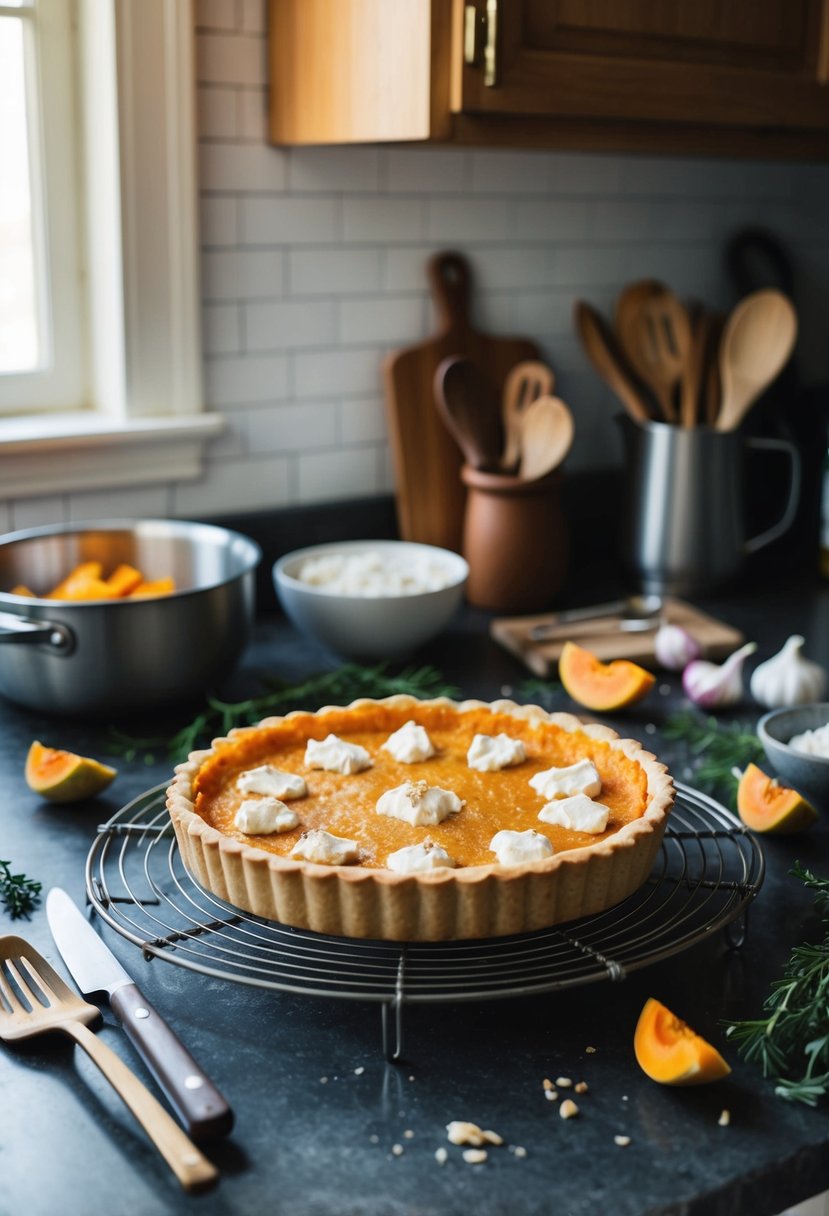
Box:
[166,695,674,942]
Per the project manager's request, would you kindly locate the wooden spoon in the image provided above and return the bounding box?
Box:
[574,301,652,425]
[716,289,798,432]
[433,355,503,469]
[617,286,692,424]
[501,360,555,470]
[517,394,574,482]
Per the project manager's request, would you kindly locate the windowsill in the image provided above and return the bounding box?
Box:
[0,411,225,498]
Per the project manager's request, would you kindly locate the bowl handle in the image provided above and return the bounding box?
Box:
[0,611,74,652]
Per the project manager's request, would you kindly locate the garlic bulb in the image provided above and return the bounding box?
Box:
[682,642,757,710]
[654,623,701,672]
[749,635,826,709]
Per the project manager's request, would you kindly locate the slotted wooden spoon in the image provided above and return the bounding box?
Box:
[501,360,555,470]
[716,289,798,432]
[517,395,574,482]
[0,935,217,1192]
[618,286,692,424]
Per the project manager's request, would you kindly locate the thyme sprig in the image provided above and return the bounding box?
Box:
[0,861,42,920]
[110,663,459,764]
[725,864,829,1106]
[663,709,765,806]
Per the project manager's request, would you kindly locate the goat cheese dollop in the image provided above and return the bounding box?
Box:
[376,780,463,827]
[538,793,609,834]
[467,733,526,772]
[381,720,436,764]
[489,829,554,865]
[386,841,456,874]
[234,798,299,836]
[237,765,308,800]
[529,759,601,801]
[304,734,372,774]
[289,829,360,865]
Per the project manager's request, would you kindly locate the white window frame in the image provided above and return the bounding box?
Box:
[0,0,223,498]
[0,0,87,412]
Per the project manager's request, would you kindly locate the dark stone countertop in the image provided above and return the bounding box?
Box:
[2,577,829,1216]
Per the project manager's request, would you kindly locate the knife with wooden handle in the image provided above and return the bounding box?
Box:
[46,887,233,1142]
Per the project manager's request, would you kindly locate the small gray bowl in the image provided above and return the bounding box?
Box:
[757,703,829,804]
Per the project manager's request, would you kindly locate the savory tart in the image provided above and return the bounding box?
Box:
[166,695,674,941]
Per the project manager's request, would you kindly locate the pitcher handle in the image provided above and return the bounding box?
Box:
[743,437,801,555]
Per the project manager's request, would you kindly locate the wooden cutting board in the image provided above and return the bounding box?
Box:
[383,250,540,553]
[491,598,744,678]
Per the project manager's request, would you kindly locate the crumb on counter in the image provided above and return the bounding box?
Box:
[462,1149,488,1165]
[614,1135,631,1147]
[718,1109,731,1127]
[556,1076,573,1088]
[559,1099,579,1120]
[435,1147,448,1165]
[574,1081,588,1094]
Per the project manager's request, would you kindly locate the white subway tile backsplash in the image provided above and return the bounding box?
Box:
[290,248,384,296]
[173,454,292,516]
[383,245,441,292]
[202,249,285,301]
[198,86,238,139]
[592,199,655,242]
[340,396,387,445]
[237,87,269,142]
[200,141,287,192]
[338,296,425,346]
[247,401,338,453]
[289,147,382,193]
[297,446,380,504]
[203,303,242,355]
[11,497,67,529]
[196,32,267,87]
[242,195,339,245]
[244,299,338,350]
[469,149,556,196]
[546,152,623,195]
[0,502,12,532]
[241,0,266,34]
[511,198,591,243]
[205,353,289,407]
[67,484,170,522]
[343,197,426,243]
[200,196,238,247]
[195,0,238,32]
[293,347,383,399]
[471,246,558,291]
[427,197,510,242]
[553,244,627,288]
[385,148,467,194]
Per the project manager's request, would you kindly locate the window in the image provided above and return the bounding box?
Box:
[0,0,87,414]
[0,0,223,499]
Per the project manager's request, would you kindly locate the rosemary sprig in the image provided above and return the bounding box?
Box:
[663,709,765,807]
[517,678,565,710]
[110,662,459,764]
[0,861,42,920]
[725,864,829,1106]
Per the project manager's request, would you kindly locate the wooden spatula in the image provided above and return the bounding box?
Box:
[716,289,798,432]
[574,301,652,425]
[434,355,503,470]
[501,360,555,470]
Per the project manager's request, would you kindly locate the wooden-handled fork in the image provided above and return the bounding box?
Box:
[0,935,218,1192]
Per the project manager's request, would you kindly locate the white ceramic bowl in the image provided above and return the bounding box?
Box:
[757,703,829,803]
[273,540,468,660]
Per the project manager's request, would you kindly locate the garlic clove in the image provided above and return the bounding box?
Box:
[749,634,827,710]
[682,642,757,710]
[654,623,702,672]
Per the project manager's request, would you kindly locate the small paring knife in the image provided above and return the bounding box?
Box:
[46,887,234,1142]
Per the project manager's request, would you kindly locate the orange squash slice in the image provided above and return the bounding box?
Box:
[736,763,817,834]
[25,741,117,803]
[634,997,731,1086]
[559,641,655,712]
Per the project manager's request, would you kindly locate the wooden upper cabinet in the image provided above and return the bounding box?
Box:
[269,0,829,156]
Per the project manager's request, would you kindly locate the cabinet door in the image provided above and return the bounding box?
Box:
[456,0,829,130]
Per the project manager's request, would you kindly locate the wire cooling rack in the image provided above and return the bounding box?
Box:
[85,782,764,1060]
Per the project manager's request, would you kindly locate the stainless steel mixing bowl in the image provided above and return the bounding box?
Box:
[0,519,261,715]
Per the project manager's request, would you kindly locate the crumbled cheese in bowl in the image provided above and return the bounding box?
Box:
[296,550,457,597]
[788,722,829,758]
